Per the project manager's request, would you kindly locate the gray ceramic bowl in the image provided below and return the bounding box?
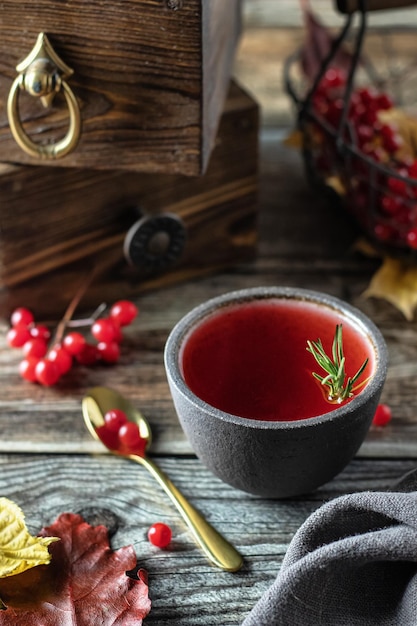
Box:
[164,287,388,498]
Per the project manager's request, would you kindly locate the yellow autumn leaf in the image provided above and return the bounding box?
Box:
[284,129,303,148]
[0,497,59,579]
[325,175,346,196]
[363,256,417,321]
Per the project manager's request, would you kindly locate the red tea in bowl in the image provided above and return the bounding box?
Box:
[180,299,374,421]
[166,288,387,497]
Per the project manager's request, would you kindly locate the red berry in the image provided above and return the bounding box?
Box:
[317,68,346,98]
[406,227,417,249]
[379,123,395,141]
[118,422,145,454]
[112,324,123,344]
[7,324,31,348]
[349,102,366,124]
[380,195,403,216]
[372,403,392,427]
[356,124,374,147]
[96,425,119,451]
[396,207,413,227]
[324,67,346,88]
[383,131,402,154]
[35,359,61,386]
[408,160,417,179]
[75,343,98,366]
[373,223,395,242]
[361,108,378,127]
[376,92,393,110]
[63,332,86,356]
[357,86,378,105]
[104,409,128,432]
[97,341,120,363]
[19,357,39,382]
[22,337,48,359]
[148,522,172,549]
[110,300,138,327]
[362,144,386,163]
[387,176,408,197]
[91,317,118,343]
[48,344,73,375]
[325,98,344,127]
[10,307,34,328]
[407,162,417,198]
[30,324,51,341]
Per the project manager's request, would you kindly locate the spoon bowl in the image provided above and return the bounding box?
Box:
[83,386,152,452]
[82,386,243,572]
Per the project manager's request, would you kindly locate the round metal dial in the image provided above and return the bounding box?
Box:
[124,213,186,272]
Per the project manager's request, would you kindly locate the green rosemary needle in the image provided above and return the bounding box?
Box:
[306,324,369,403]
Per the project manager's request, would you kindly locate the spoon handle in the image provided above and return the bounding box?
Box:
[134,454,243,572]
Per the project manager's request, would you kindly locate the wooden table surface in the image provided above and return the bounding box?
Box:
[2,8,417,625]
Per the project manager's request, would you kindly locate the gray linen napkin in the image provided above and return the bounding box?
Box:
[242,482,417,625]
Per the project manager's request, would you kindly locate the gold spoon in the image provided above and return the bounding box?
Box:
[82,386,243,572]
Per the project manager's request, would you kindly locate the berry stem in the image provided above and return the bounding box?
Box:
[65,302,108,328]
[52,268,98,346]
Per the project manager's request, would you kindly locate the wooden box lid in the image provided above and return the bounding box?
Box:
[0,0,242,176]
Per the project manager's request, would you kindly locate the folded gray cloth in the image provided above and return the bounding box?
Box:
[242,483,417,625]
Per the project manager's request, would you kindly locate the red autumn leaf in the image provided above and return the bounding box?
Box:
[299,0,356,82]
[0,512,151,625]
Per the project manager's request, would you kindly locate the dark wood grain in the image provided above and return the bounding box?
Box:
[0,82,258,318]
[0,0,241,175]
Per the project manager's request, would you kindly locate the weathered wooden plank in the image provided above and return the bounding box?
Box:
[0,454,414,625]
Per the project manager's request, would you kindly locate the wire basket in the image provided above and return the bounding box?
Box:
[285,1,417,255]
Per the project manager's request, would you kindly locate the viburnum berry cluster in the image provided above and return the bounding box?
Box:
[308,67,417,251]
[96,408,146,456]
[7,300,138,386]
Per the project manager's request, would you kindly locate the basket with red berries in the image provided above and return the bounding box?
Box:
[285,1,417,254]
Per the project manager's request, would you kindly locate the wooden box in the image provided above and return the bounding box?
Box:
[0,82,259,319]
[0,0,242,176]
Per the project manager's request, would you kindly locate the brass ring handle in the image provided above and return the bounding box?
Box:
[7,74,81,159]
[6,33,81,160]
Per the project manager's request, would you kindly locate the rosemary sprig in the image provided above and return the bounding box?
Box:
[306,324,369,403]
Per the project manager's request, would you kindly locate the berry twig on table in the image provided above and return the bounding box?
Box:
[52,268,98,346]
[6,299,138,386]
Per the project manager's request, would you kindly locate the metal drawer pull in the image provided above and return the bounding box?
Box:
[7,33,81,160]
